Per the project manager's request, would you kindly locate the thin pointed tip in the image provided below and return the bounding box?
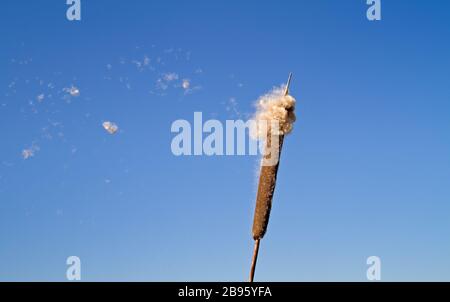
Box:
[284,73,293,96]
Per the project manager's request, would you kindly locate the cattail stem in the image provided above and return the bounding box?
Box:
[249,239,260,282]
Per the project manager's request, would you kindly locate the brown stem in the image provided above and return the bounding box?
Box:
[249,239,260,282]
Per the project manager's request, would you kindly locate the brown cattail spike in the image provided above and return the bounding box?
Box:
[252,134,284,240]
[251,73,292,240]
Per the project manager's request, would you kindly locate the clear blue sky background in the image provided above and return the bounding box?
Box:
[1,1,449,281]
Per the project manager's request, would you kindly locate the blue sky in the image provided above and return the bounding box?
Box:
[1,0,450,281]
